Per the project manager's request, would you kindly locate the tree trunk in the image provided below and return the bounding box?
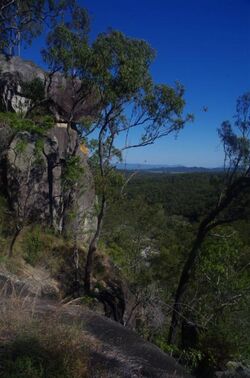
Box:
[167,178,249,345]
[84,239,97,294]
[72,241,80,297]
[47,160,54,227]
[167,231,205,344]
[8,225,22,258]
[84,195,106,294]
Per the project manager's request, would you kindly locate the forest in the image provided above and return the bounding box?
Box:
[103,171,250,373]
[0,1,249,377]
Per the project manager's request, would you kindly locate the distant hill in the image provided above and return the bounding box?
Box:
[116,163,223,173]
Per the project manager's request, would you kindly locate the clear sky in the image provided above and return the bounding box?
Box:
[22,0,250,167]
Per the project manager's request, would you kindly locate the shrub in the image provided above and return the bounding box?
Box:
[0,112,53,135]
[62,156,84,189]
[197,329,237,371]
[22,226,44,266]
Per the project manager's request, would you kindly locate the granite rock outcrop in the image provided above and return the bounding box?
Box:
[0,55,97,241]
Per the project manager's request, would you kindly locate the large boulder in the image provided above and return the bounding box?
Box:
[216,362,250,378]
[0,54,99,122]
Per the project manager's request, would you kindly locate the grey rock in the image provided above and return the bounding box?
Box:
[4,125,96,240]
[0,71,32,114]
[0,123,13,189]
[0,54,99,122]
[14,296,192,377]
[0,55,97,241]
[216,362,250,378]
[0,122,13,154]
[6,131,49,222]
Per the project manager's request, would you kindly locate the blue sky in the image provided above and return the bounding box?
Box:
[22,0,250,167]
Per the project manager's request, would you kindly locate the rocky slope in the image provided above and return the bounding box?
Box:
[0,268,192,378]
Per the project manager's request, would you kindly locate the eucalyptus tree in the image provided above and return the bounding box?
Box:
[0,0,88,55]
[44,24,193,293]
[168,93,250,345]
[83,31,194,293]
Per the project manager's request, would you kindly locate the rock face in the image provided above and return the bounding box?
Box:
[0,57,43,114]
[0,54,99,121]
[0,55,97,241]
[3,125,96,239]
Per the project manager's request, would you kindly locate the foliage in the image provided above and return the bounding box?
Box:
[166,92,250,346]
[43,22,193,292]
[22,226,45,266]
[89,159,124,203]
[195,327,239,374]
[0,112,53,135]
[42,23,89,77]
[219,92,250,174]
[21,78,45,104]
[34,138,45,163]
[62,156,84,190]
[193,229,250,358]
[101,169,250,368]
[124,172,222,222]
[44,26,193,150]
[44,23,192,166]
[15,138,28,154]
[0,0,89,55]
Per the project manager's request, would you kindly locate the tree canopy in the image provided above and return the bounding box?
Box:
[43,21,193,292]
[0,0,89,55]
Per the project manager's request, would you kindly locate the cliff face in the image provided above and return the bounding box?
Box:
[0,55,97,241]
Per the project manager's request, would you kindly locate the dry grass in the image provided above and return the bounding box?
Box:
[0,292,91,377]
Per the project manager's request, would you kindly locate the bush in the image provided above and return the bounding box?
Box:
[200,331,236,368]
[22,226,44,266]
[0,112,53,135]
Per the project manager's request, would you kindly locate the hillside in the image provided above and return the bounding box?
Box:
[117,163,223,173]
[0,54,194,377]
